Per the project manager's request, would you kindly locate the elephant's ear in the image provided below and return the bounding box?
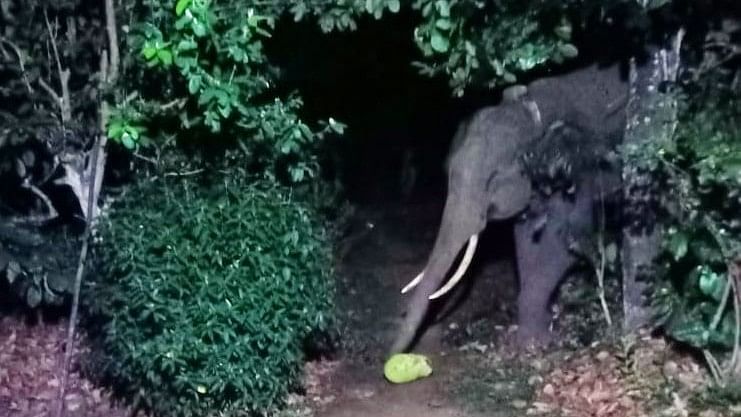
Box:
[486,164,532,220]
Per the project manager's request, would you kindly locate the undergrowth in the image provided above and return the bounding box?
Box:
[84,173,334,417]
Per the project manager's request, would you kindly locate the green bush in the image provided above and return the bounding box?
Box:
[85,174,334,417]
[653,87,740,351]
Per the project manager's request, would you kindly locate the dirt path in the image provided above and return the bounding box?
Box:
[308,201,519,417]
[304,201,726,417]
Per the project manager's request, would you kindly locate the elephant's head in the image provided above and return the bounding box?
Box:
[390,101,544,353]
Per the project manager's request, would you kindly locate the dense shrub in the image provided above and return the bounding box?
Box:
[84,174,334,417]
[653,86,740,350]
[648,33,740,384]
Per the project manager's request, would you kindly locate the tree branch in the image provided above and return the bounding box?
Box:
[43,9,72,124]
[0,37,34,94]
[54,0,120,413]
[20,181,59,221]
[38,78,63,107]
[104,0,120,83]
[53,135,102,417]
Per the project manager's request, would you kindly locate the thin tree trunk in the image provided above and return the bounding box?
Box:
[621,31,684,331]
[54,0,118,414]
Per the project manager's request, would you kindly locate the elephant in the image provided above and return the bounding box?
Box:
[391,63,629,353]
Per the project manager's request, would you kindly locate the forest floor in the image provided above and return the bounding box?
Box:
[0,200,737,417]
[287,200,736,417]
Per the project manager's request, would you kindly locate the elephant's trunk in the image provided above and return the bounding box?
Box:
[390,195,483,353]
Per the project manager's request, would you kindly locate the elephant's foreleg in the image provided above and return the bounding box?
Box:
[513,200,576,345]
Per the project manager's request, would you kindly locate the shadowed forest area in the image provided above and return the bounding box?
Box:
[0,1,740,417]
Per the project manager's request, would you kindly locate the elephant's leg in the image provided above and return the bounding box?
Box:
[513,199,576,345]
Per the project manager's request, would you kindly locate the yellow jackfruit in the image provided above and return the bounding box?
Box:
[383,353,433,384]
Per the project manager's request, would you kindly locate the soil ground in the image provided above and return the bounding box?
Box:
[309,199,519,417]
[295,200,733,417]
[0,199,735,417]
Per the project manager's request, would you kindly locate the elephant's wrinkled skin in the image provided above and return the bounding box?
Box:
[392,64,628,353]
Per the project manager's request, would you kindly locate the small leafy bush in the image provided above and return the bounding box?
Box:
[649,28,740,384]
[85,174,334,417]
[653,86,740,351]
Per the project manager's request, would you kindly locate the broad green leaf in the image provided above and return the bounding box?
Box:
[218,105,231,118]
[192,20,207,37]
[127,126,140,141]
[667,229,689,260]
[188,75,202,94]
[121,134,136,150]
[175,14,192,30]
[291,3,306,21]
[328,117,345,134]
[175,0,191,16]
[435,18,452,30]
[176,38,197,52]
[430,30,449,53]
[157,49,173,66]
[174,55,196,70]
[421,2,433,17]
[698,268,726,302]
[247,13,262,28]
[107,121,124,139]
[290,166,305,182]
[435,0,450,17]
[142,46,158,60]
[298,123,312,139]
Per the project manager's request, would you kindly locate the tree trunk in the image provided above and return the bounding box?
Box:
[621,32,684,331]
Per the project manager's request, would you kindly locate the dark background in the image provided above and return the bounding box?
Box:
[267,11,494,204]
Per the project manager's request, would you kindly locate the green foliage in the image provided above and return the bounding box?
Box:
[107,107,147,150]
[301,0,668,95]
[285,0,400,31]
[0,0,105,127]
[300,0,578,94]
[410,0,578,95]
[85,173,334,417]
[287,0,626,95]
[651,55,740,352]
[116,0,344,182]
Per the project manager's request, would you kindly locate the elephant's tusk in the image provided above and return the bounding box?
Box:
[429,234,479,300]
[401,271,425,294]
